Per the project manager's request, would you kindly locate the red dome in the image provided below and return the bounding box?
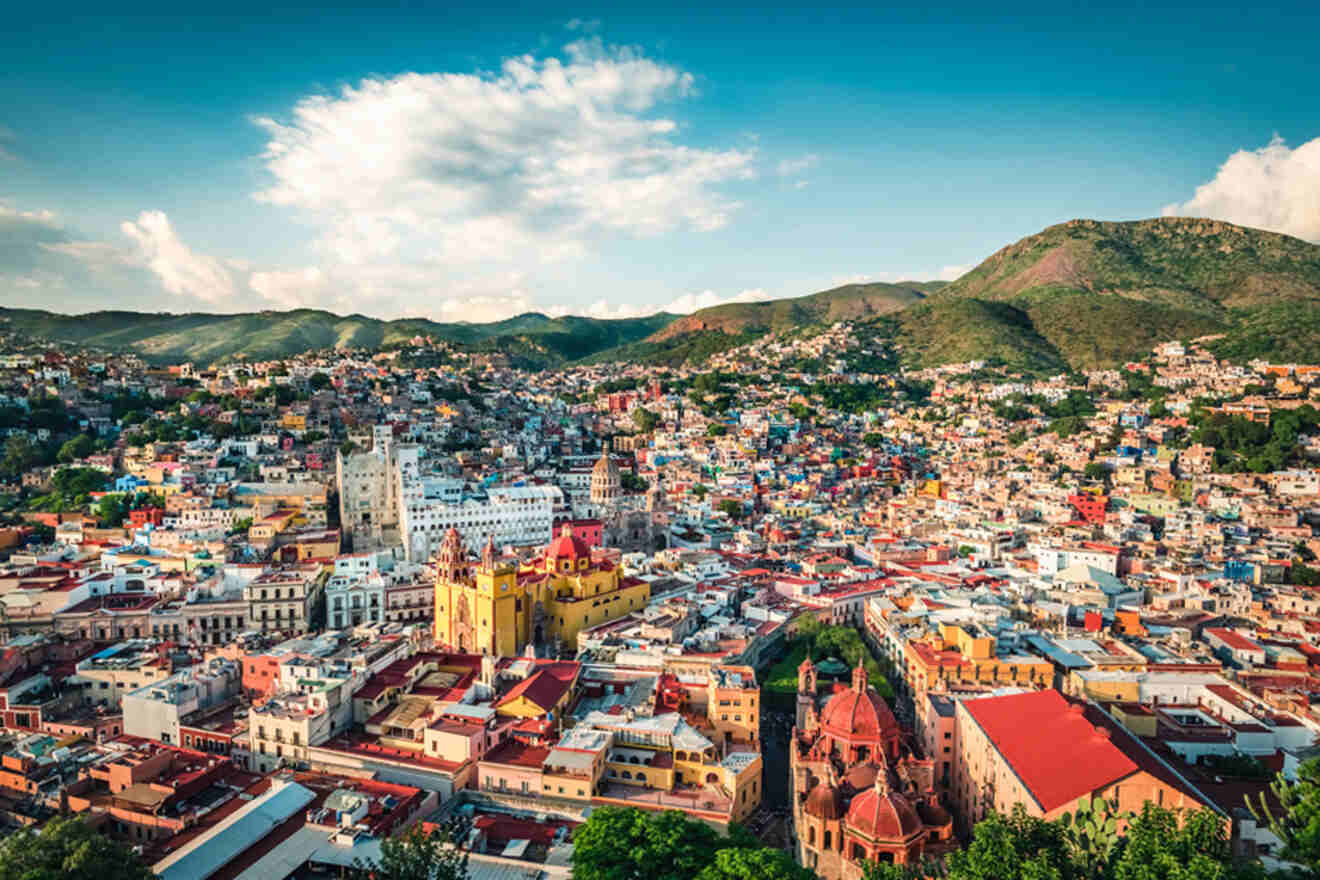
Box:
[846,785,922,842]
[546,524,590,561]
[820,686,899,744]
[804,780,843,820]
[842,761,881,792]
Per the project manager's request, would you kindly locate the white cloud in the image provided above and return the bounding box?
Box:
[0,203,56,223]
[546,288,772,320]
[663,288,770,313]
[936,263,972,281]
[120,211,238,305]
[776,154,818,177]
[252,39,753,275]
[248,266,332,309]
[1162,135,1320,242]
[565,17,601,32]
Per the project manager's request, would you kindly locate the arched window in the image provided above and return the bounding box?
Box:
[823,830,832,850]
[622,771,632,779]
[808,827,816,846]
[635,772,646,783]
[706,773,719,784]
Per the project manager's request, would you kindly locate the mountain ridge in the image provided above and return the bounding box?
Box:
[5,217,1318,372]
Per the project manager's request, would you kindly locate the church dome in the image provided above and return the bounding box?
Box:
[842,761,881,792]
[592,452,620,481]
[546,523,591,562]
[846,783,922,842]
[804,780,843,820]
[590,450,622,506]
[820,682,899,745]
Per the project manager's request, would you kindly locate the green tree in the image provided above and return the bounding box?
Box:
[0,815,155,880]
[632,407,660,433]
[692,484,709,499]
[1,433,45,478]
[620,472,648,492]
[1248,756,1320,871]
[862,432,885,448]
[1110,804,1254,880]
[695,847,815,880]
[718,499,744,520]
[707,423,728,437]
[945,806,1069,880]
[96,493,127,527]
[350,824,468,880]
[1083,462,1108,483]
[309,372,333,391]
[571,807,721,880]
[56,433,95,463]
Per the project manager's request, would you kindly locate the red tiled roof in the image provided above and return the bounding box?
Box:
[963,689,1138,812]
[1206,628,1263,652]
[493,662,579,713]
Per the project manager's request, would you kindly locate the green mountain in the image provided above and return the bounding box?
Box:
[606,218,1320,372]
[0,307,675,367]
[7,218,1317,373]
[650,281,937,342]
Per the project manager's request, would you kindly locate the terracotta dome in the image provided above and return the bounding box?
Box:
[846,784,923,842]
[842,761,881,792]
[804,780,843,820]
[546,523,591,561]
[820,686,899,744]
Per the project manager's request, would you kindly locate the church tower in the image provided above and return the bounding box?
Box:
[797,656,819,730]
[590,449,621,508]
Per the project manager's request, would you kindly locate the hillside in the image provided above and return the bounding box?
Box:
[930,217,1320,369]
[650,282,935,342]
[609,218,1320,372]
[0,307,675,367]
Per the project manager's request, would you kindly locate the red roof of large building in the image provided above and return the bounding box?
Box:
[962,689,1139,812]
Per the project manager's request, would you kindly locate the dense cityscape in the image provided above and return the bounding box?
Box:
[0,319,1317,879]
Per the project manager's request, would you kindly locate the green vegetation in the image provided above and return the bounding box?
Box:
[764,618,893,699]
[632,407,659,433]
[350,823,468,880]
[0,306,674,367]
[571,806,812,880]
[597,218,1320,371]
[24,467,108,512]
[1190,405,1319,473]
[876,799,1266,880]
[0,815,155,880]
[1248,757,1320,871]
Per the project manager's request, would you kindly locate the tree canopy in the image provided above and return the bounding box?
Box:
[571,807,807,880]
[0,816,155,880]
[350,824,468,880]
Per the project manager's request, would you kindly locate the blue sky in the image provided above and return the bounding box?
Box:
[2,0,1318,321]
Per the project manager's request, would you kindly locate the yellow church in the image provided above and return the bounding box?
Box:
[433,524,651,656]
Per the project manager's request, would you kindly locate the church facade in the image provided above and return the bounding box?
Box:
[575,450,667,554]
[432,525,651,656]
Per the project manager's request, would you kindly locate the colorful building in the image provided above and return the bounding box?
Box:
[433,525,650,655]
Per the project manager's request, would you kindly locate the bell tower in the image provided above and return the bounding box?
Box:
[796,657,818,729]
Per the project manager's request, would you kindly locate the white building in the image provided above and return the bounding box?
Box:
[324,549,426,629]
[396,447,560,561]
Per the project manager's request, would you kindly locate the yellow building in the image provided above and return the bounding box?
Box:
[904,624,1054,697]
[434,525,650,656]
